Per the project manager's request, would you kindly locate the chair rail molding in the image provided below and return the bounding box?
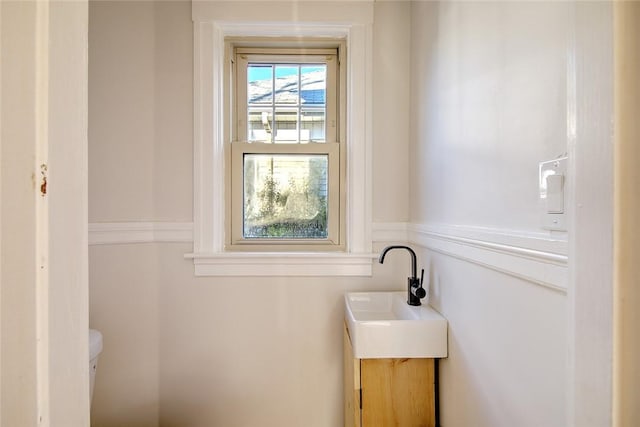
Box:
[88,221,404,245]
[407,223,568,293]
[88,222,193,245]
[88,221,568,291]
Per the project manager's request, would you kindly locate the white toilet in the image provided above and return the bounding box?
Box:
[89,329,103,405]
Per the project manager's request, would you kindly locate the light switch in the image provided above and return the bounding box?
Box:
[539,156,568,231]
[546,174,564,213]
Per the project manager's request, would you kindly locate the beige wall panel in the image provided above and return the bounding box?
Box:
[152,2,193,221]
[89,1,156,222]
[155,243,399,427]
[89,244,159,427]
[372,1,410,222]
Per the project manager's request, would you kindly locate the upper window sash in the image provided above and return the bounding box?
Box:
[234,49,339,144]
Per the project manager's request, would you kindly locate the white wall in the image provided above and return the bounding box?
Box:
[88,1,411,426]
[429,255,567,426]
[409,2,572,426]
[410,1,569,229]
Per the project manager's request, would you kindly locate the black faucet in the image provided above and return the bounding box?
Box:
[379,245,427,306]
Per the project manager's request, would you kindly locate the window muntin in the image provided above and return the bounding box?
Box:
[246,64,327,143]
[235,50,338,144]
[228,46,343,251]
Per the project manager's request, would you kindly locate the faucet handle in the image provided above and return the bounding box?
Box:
[410,269,427,301]
[411,281,427,300]
[412,269,427,300]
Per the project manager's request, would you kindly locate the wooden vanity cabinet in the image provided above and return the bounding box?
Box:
[343,323,436,427]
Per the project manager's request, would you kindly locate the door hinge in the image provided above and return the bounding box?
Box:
[359,388,362,409]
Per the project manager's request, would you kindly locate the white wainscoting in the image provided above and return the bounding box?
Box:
[88,221,568,291]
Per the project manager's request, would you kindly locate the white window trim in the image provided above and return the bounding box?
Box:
[186,18,374,276]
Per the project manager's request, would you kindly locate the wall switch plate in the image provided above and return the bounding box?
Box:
[539,156,568,230]
[546,174,564,213]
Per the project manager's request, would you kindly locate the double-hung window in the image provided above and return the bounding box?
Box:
[227,44,345,251]
[190,15,373,276]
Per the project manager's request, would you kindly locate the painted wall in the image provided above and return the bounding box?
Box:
[373,1,410,222]
[410,1,570,229]
[409,2,571,426]
[88,1,410,426]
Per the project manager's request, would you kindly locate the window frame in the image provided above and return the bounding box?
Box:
[228,44,345,251]
[188,18,373,276]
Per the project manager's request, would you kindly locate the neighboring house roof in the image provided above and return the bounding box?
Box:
[248,70,326,105]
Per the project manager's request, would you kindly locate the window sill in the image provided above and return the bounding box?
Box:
[184,252,376,277]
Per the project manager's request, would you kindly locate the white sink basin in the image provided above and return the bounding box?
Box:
[345,291,448,359]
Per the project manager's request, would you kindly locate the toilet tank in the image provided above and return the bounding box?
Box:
[89,329,103,404]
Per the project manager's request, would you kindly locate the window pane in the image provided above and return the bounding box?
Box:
[274,108,298,143]
[274,65,299,104]
[248,65,273,104]
[301,109,326,142]
[301,66,326,105]
[243,154,328,239]
[247,108,272,142]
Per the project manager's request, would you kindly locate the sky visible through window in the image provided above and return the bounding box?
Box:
[248,65,324,82]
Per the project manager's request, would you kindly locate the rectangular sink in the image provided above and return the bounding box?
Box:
[345,291,448,359]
